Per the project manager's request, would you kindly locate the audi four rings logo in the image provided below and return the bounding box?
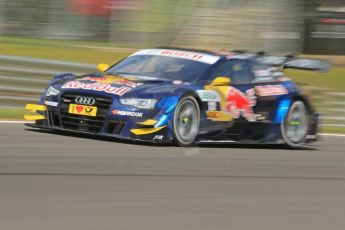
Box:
[75,96,96,105]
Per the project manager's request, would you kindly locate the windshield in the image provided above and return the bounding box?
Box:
[107,55,211,82]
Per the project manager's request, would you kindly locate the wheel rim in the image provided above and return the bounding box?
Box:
[284,101,308,143]
[174,99,199,144]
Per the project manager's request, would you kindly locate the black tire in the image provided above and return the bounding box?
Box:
[173,96,200,146]
[281,100,310,147]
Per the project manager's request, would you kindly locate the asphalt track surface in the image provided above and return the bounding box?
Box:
[1,123,345,230]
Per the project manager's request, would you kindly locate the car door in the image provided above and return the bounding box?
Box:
[203,59,257,123]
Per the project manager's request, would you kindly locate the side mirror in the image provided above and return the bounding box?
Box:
[97,63,110,72]
[210,77,231,86]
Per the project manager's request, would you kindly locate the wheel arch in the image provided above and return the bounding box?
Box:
[281,96,314,147]
[177,90,204,112]
[292,94,314,114]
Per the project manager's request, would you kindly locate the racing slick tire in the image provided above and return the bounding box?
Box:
[281,100,310,148]
[172,96,200,147]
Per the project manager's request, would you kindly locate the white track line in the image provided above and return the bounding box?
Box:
[0,121,32,124]
[319,133,345,137]
[1,121,345,137]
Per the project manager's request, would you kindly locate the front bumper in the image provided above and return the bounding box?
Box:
[24,122,171,144]
[24,101,172,144]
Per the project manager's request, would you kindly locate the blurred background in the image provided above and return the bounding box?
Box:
[0,0,344,132]
[1,0,344,53]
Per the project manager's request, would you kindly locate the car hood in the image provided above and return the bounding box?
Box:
[55,74,190,98]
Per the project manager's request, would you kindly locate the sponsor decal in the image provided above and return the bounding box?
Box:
[68,104,97,117]
[44,100,58,107]
[203,82,258,121]
[205,111,233,122]
[255,112,268,121]
[112,110,143,118]
[153,135,164,141]
[225,88,257,121]
[255,85,288,96]
[197,90,221,102]
[207,111,221,119]
[131,49,220,65]
[208,101,218,111]
[62,81,131,96]
[160,50,203,60]
[75,96,95,105]
[81,76,142,88]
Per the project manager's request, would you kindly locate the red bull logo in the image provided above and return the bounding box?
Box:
[81,76,142,88]
[61,81,131,96]
[225,87,257,121]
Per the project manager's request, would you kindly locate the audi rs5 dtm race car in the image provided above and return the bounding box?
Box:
[24,48,329,147]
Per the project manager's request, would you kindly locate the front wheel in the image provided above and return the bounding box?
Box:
[281,100,310,147]
[173,96,200,146]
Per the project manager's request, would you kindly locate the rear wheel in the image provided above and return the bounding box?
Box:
[281,100,309,147]
[173,96,200,146]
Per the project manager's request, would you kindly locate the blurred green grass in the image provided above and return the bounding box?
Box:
[1,36,344,92]
[285,68,345,92]
[0,36,131,64]
[0,108,26,120]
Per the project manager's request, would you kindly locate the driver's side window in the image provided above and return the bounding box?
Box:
[210,60,251,85]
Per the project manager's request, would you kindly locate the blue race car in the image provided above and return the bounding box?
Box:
[24,48,328,147]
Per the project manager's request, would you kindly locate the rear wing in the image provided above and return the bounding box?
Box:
[232,51,331,72]
[258,56,331,72]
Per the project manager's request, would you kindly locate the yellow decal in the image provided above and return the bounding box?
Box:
[97,63,110,72]
[130,126,166,135]
[204,84,229,112]
[204,80,234,121]
[136,119,157,126]
[209,77,231,86]
[25,104,47,111]
[24,104,47,121]
[68,104,98,117]
[24,114,46,121]
[206,111,233,122]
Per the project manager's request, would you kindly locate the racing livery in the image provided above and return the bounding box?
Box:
[24,48,329,147]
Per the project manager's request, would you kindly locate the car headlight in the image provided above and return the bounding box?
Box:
[119,98,157,109]
[45,86,60,97]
